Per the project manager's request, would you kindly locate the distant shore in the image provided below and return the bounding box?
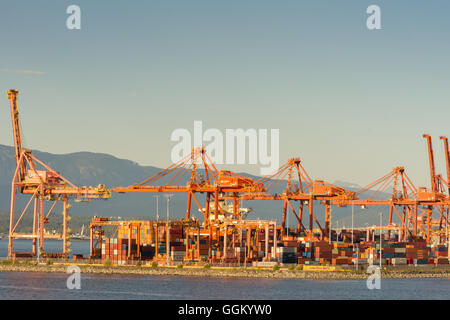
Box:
[1,263,450,279]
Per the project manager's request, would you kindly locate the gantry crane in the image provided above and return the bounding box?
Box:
[343,135,450,244]
[112,147,268,262]
[220,157,356,240]
[439,136,450,195]
[114,147,265,225]
[421,134,449,243]
[6,89,111,258]
[348,166,418,241]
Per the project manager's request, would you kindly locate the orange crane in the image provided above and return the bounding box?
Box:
[421,134,448,243]
[114,147,265,225]
[343,135,450,244]
[423,134,438,194]
[439,136,450,195]
[440,136,450,243]
[348,166,418,241]
[6,90,111,258]
[259,158,356,240]
[220,157,356,240]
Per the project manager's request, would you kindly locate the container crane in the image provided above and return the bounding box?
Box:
[114,147,265,225]
[439,136,450,196]
[343,135,450,244]
[421,135,449,243]
[220,157,356,240]
[6,89,111,258]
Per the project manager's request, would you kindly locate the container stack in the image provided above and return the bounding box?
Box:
[431,245,449,265]
[361,242,437,265]
[102,238,137,265]
[313,241,332,264]
[235,247,246,261]
[332,242,354,265]
[330,242,352,265]
[297,241,313,264]
[277,246,297,264]
[221,249,237,263]
[199,239,209,260]
[350,244,368,266]
[170,227,184,243]
[405,244,428,264]
[140,244,155,260]
[170,241,186,262]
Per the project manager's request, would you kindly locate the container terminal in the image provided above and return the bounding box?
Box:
[4,89,450,269]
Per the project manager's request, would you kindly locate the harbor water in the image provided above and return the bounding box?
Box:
[0,271,450,300]
[1,240,450,300]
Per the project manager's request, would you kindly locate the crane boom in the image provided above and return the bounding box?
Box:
[6,89,112,258]
[423,134,438,193]
[7,89,27,182]
[440,136,450,195]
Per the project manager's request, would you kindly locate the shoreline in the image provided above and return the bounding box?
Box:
[1,263,450,279]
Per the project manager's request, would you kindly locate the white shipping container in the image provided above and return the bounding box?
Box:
[171,253,186,258]
[352,258,368,265]
[252,261,278,268]
[277,247,297,253]
[392,258,407,265]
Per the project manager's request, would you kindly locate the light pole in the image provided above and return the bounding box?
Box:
[286,203,289,236]
[379,211,382,270]
[154,195,160,222]
[37,233,40,263]
[329,212,332,244]
[351,202,354,246]
[165,194,173,266]
[447,209,449,259]
[336,220,339,242]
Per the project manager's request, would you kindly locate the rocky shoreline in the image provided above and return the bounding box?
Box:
[1,263,450,279]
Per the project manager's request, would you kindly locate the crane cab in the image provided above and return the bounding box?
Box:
[24,169,62,185]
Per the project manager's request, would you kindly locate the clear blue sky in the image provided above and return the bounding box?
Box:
[1,1,449,188]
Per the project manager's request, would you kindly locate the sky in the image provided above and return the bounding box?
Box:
[0,1,449,188]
